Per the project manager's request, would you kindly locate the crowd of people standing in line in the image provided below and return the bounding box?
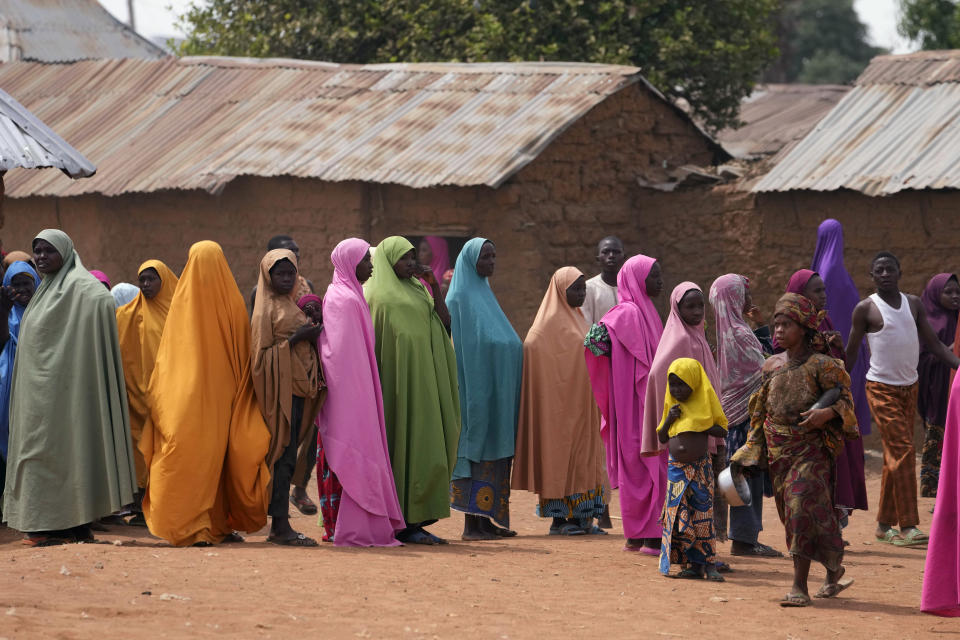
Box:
[0,220,959,616]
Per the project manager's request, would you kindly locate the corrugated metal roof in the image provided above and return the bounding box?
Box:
[0,0,165,62]
[0,87,95,177]
[754,50,960,195]
[0,56,717,197]
[717,84,850,159]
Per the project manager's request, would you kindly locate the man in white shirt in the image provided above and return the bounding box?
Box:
[582,236,625,325]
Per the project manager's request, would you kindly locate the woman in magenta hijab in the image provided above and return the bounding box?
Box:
[922,369,960,616]
[785,268,868,523]
[317,238,404,547]
[585,254,664,553]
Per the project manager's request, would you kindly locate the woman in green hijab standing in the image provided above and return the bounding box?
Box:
[3,229,136,546]
[365,236,460,545]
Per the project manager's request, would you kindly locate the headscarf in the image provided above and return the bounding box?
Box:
[250,249,321,468]
[0,261,39,458]
[297,293,323,311]
[642,282,719,454]
[514,266,605,498]
[662,358,728,438]
[602,254,663,366]
[318,238,404,546]
[782,268,838,356]
[89,269,111,288]
[140,241,271,546]
[111,283,140,308]
[4,230,136,532]
[2,251,31,268]
[811,219,871,433]
[774,293,821,331]
[446,238,523,471]
[116,260,179,487]
[922,274,958,345]
[424,236,450,277]
[708,274,765,426]
[364,236,461,524]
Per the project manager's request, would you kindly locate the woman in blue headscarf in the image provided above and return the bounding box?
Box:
[447,238,523,540]
[0,260,40,502]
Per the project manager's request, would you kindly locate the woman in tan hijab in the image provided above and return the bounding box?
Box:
[251,249,324,546]
[513,267,607,536]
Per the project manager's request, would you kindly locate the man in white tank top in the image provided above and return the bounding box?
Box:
[846,252,959,547]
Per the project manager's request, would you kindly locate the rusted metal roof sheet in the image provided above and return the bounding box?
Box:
[0,56,716,197]
[754,51,960,195]
[0,87,95,177]
[0,0,165,62]
[717,84,850,160]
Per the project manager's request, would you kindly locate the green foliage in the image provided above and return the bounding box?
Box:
[175,0,779,132]
[764,0,885,84]
[898,0,960,49]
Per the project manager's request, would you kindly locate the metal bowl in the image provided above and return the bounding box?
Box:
[718,466,752,507]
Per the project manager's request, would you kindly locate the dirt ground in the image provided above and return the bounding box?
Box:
[0,450,951,640]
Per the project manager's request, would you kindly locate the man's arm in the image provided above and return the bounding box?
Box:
[845,300,869,372]
[913,295,960,369]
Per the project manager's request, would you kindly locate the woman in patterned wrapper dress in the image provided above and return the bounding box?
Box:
[731,293,860,608]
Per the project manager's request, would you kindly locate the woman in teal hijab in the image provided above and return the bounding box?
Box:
[365,236,461,545]
[447,238,523,540]
[3,230,136,546]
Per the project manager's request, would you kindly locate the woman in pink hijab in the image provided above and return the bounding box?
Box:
[922,367,960,616]
[585,254,664,553]
[316,238,404,546]
[642,282,730,558]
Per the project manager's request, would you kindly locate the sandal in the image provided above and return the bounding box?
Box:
[893,528,928,547]
[704,567,725,582]
[423,531,448,545]
[731,542,783,557]
[549,522,585,536]
[289,494,318,516]
[583,525,608,535]
[490,527,517,537]
[399,529,436,545]
[22,534,66,548]
[222,531,245,544]
[780,593,811,607]
[266,532,319,547]
[815,578,854,598]
[672,568,702,580]
[127,513,148,527]
[715,560,733,573]
[875,528,901,544]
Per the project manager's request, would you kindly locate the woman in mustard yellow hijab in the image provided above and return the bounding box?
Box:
[251,249,324,546]
[116,260,178,524]
[140,241,271,546]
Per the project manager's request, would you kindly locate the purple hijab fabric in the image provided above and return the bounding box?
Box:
[811,219,871,435]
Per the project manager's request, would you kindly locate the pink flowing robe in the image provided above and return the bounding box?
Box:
[922,369,960,616]
[586,255,665,539]
[318,238,404,547]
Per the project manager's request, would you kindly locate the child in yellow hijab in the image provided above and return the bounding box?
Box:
[656,357,728,581]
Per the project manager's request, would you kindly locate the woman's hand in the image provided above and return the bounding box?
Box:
[744,305,765,328]
[419,266,438,289]
[798,406,836,429]
[824,331,844,353]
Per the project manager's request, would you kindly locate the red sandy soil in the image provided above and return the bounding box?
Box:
[0,452,950,639]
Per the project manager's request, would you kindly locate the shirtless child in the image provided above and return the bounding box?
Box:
[846,251,960,546]
[657,358,728,581]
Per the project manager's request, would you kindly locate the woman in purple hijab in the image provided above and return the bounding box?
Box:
[809,219,870,520]
[918,273,960,497]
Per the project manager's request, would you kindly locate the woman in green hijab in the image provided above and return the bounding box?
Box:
[2,230,136,546]
[365,236,461,545]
